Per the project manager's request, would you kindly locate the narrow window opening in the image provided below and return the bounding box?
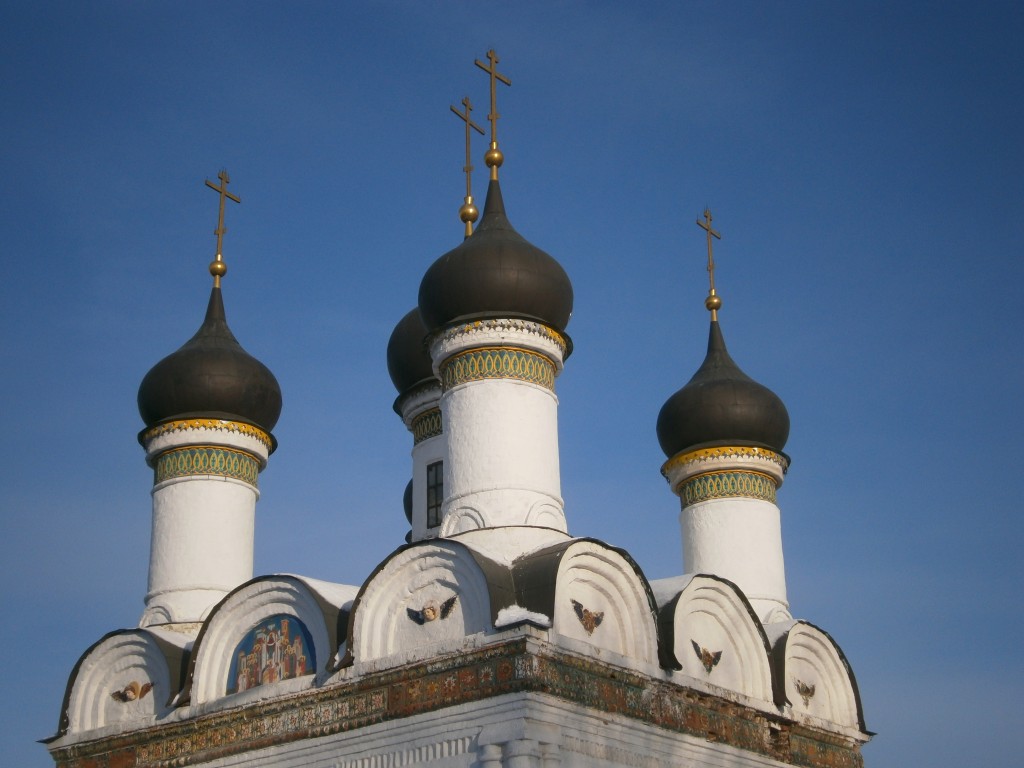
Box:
[426,461,443,528]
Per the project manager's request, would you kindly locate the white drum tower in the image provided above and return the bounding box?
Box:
[657,209,793,623]
[135,172,282,628]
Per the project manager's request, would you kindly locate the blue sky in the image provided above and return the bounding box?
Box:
[2,2,1022,765]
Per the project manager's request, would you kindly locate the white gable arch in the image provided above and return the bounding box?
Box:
[189,575,355,704]
[771,620,865,732]
[61,629,182,735]
[660,574,774,703]
[348,541,499,666]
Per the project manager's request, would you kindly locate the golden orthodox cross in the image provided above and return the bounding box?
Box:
[474,49,511,179]
[450,97,485,200]
[205,170,241,286]
[697,208,722,318]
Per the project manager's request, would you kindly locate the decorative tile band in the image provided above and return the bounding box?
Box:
[411,408,442,444]
[50,637,863,768]
[441,347,555,391]
[142,419,273,451]
[155,446,260,487]
[680,471,777,506]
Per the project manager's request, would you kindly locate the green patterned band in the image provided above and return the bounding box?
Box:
[411,408,443,444]
[440,346,555,391]
[155,446,261,488]
[680,471,777,506]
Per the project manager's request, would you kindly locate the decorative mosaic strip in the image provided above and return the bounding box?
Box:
[142,419,273,451]
[51,637,862,768]
[155,446,260,487]
[680,470,777,506]
[441,347,555,391]
[411,408,442,444]
[662,445,788,479]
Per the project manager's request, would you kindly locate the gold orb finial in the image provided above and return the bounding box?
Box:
[696,207,722,320]
[204,169,241,288]
[484,144,504,171]
[474,49,511,181]
[459,199,479,224]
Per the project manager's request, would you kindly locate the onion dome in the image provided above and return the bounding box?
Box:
[403,479,413,523]
[656,319,789,458]
[137,286,282,433]
[418,179,573,333]
[386,308,435,395]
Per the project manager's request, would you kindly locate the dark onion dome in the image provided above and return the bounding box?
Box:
[386,308,435,395]
[403,479,413,523]
[138,286,282,433]
[418,179,573,333]
[656,319,789,458]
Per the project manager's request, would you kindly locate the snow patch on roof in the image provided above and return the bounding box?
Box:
[495,605,551,629]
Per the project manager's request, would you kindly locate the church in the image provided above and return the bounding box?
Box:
[46,52,869,768]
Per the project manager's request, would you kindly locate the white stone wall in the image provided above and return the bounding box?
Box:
[399,384,445,542]
[412,431,445,540]
[663,450,790,623]
[430,321,568,535]
[140,423,270,627]
[679,497,789,622]
[144,478,257,626]
[442,378,564,533]
[152,692,796,768]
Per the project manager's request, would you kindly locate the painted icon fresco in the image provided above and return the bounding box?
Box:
[227,615,315,695]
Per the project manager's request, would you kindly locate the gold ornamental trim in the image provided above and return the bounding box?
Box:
[447,318,568,357]
[142,419,273,450]
[679,470,777,506]
[154,445,260,487]
[662,445,788,477]
[411,408,443,444]
[441,346,556,391]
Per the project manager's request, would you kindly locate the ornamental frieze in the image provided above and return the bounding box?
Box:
[441,347,556,391]
[679,470,777,506]
[154,446,260,487]
[51,637,863,768]
[411,408,443,443]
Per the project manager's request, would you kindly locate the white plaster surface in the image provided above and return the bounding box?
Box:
[428,319,569,535]
[649,574,697,607]
[679,497,789,622]
[397,384,446,542]
[351,541,498,663]
[550,541,660,666]
[398,384,442,428]
[449,526,571,565]
[411,431,445,541]
[140,422,272,628]
[769,620,862,732]
[442,379,565,532]
[665,574,775,703]
[142,476,257,626]
[64,630,179,735]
